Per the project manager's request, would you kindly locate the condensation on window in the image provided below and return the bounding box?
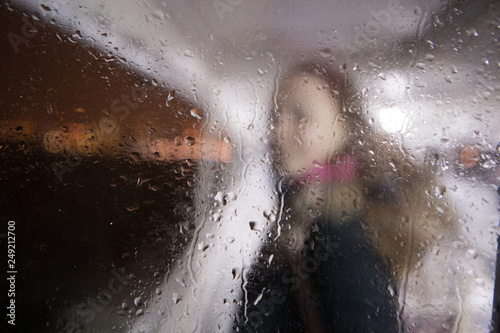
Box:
[0,1,499,332]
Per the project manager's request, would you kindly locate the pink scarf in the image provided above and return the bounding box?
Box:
[298,154,359,185]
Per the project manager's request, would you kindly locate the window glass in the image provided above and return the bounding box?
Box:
[1,1,498,332]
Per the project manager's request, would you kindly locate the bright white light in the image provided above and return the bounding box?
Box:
[377,107,407,133]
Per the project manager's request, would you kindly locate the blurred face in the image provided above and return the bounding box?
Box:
[279,73,347,177]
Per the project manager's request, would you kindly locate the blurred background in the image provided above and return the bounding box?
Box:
[0,0,499,332]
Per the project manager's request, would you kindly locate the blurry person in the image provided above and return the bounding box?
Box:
[272,63,398,332]
[271,62,483,332]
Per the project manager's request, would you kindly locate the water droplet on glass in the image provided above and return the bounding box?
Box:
[190,108,203,119]
[126,205,140,212]
[151,9,165,20]
[184,136,196,146]
[198,241,209,251]
[253,291,264,305]
[466,27,479,37]
[435,185,446,198]
[174,136,183,146]
[232,267,241,279]
[40,3,51,11]
[172,292,181,304]
[415,62,426,70]
[308,160,321,170]
[482,159,497,169]
[466,249,479,260]
[388,284,395,297]
[319,48,332,58]
[425,53,435,61]
[265,52,274,63]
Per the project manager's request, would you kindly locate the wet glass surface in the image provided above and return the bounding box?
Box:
[0,1,499,332]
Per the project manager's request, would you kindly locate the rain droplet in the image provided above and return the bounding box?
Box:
[232,267,241,279]
[466,269,476,277]
[190,108,203,119]
[40,3,51,11]
[198,242,209,251]
[151,9,165,20]
[126,205,140,212]
[134,296,143,307]
[388,284,395,297]
[435,185,446,198]
[466,28,479,37]
[174,136,183,146]
[184,136,196,146]
[253,291,264,305]
[482,159,497,169]
[319,48,332,58]
[166,91,175,106]
[415,62,426,70]
[215,191,225,205]
[466,249,478,260]
[312,160,323,169]
[265,52,274,63]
